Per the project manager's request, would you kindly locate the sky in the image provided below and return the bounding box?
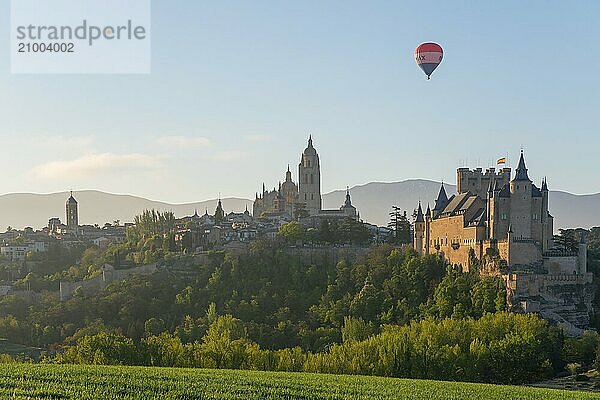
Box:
[0,1,598,204]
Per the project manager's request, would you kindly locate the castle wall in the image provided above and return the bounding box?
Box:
[545,255,578,274]
[427,215,483,270]
[508,239,542,266]
[497,239,509,261]
[493,197,511,240]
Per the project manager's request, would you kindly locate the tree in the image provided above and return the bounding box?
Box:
[553,229,579,253]
[278,221,305,243]
[388,207,411,245]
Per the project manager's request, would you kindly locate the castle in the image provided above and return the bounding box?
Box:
[414,151,593,333]
[253,136,358,223]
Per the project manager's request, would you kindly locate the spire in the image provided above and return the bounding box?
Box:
[425,203,431,217]
[542,177,548,191]
[514,150,530,181]
[285,164,292,182]
[344,186,352,207]
[433,183,448,214]
[308,135,313,148]
[193,208,198,217]
[67,191,77,204]
[416,202,425,223]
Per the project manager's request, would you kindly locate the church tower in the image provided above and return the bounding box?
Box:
[66,191,79,229]
[298,136,322,215]
[214,198,225,224]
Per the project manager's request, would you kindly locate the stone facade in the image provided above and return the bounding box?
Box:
[414,151,594,332]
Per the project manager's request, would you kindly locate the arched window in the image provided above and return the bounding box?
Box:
[310,174,314,184]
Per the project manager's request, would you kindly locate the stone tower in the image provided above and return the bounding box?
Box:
[414,202,425,255]
[298,136,322,215]
[66,191,78,228]
[215,198,224,223]
[509,151,533,239]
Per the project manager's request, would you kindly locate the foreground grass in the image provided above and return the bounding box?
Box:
[0,364,598,400]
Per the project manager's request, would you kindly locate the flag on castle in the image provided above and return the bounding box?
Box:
[497,157,507,165]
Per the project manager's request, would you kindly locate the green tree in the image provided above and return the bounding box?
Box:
[278,221,305,243]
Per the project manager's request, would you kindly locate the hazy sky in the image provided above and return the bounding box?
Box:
[0,1,598,203]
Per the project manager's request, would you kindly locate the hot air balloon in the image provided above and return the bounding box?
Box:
[415,43,443,80]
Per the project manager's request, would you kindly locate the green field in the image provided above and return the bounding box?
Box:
[0,364,598,400]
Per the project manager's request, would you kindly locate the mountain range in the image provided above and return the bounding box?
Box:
[1,180,598,230]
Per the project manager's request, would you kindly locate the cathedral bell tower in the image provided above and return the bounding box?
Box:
[298,136,322,215]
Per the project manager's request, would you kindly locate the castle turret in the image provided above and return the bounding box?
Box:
[541,177,551,252]
[424,204,431,255]
[509,151,533,239]
[579,231,588,274]
[298,135,322,215]
[414,202,425,255]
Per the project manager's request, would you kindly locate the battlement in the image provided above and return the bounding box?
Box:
[457,167,511,197]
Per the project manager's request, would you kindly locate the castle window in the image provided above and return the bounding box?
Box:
[311,194,314,200]
[305,174,308,183]
[304,194,307,200]
[310,174,314,184]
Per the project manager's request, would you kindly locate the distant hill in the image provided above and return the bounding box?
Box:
[0,191,252,230]
[0,181,598,230]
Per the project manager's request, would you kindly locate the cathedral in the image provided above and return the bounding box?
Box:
[253,136,358,222]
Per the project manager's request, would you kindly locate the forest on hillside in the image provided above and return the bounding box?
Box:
[1,214,600,385]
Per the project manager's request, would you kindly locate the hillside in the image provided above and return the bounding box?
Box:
[0,364,594,400]
[1,181,599,230]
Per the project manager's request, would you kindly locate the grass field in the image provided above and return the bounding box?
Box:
[0,364,598,400]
